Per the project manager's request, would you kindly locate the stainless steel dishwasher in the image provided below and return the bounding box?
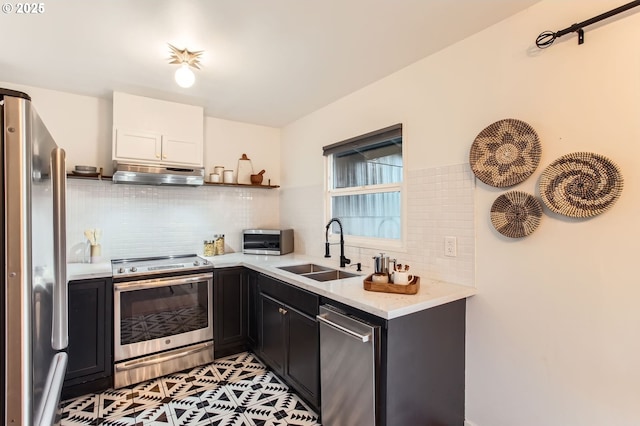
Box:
[317,305,379,426]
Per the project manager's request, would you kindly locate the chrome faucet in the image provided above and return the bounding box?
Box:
[325,218,351,268]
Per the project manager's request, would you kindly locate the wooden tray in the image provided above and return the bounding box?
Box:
[363,274,420,295]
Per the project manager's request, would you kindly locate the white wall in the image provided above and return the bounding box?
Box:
[204,116,281,186]
[280,1,640,425]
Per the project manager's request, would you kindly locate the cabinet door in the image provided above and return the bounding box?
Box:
[247,270,261,352]
[214,268,247,356]
[113,129,162,163]
[286,307,319,409]
[65,278,112,382]
[260,294,285,374]
[161,136,202,166]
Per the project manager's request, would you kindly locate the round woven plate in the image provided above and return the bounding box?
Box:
[490,191,543,238]
[539,152,623,218]
[470,119,541,187]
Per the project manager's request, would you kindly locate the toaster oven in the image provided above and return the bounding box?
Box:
[243,229,294,255]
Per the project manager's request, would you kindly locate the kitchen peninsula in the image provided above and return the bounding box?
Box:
[67,252,475,425]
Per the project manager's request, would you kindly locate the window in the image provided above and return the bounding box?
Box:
[323,124,403,243]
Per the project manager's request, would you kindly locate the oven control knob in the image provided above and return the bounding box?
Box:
[130,266,137,273]
[193,260,200,266]
[202,260,210,265]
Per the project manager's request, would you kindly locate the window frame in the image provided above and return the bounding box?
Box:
[323,124,406,251]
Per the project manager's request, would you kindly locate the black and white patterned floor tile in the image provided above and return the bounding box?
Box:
[225,371,290,408]
[60,351,320,426]
[212,352,268,383]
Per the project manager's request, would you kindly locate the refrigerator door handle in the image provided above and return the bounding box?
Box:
[51,147,68,350]
[34,353,68,426]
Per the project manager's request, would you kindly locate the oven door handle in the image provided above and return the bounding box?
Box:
[114,273,212,292]
[114,341,214,372]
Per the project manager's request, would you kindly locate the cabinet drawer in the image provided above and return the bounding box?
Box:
[259,274,318,317]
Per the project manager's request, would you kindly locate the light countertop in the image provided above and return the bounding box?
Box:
[67,261,112,281]
[68,253,476,320]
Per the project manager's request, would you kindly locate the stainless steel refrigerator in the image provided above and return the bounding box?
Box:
[1,88,68,425]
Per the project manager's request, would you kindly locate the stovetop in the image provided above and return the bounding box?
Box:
[111,254,212,279]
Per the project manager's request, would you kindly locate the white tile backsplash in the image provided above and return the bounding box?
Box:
[406,164,475,286]
[280,163,475,287]
[66,180,279,262]
[69,164,474,287]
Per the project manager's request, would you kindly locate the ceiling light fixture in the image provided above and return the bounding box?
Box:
[168,43,203,88]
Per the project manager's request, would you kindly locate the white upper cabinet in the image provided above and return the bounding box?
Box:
[113,92,204,167]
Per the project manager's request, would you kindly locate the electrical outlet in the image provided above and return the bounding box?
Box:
[444,236,457,257]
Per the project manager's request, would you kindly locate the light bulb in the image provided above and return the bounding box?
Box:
[174,63,195,88]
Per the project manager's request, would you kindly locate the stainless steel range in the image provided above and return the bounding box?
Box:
[112,254,214,388]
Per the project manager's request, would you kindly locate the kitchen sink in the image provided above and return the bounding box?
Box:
[277,263,332,274]
[277,263,359,281]
[303,270,359,282]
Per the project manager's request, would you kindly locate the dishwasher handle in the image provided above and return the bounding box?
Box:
[317,313,371,343]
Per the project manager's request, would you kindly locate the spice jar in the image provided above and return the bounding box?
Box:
[223,170,234,184]
[214,234,225,255]
[203,240,215,257]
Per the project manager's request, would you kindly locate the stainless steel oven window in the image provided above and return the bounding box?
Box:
[120,282,208,345]
[113,273,213,361]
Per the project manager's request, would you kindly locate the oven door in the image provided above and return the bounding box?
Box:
[113,272,213,362]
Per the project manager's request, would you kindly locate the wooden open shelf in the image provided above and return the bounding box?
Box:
[203,182,280,189]
[68,172,112,181]
[67,173,279,189]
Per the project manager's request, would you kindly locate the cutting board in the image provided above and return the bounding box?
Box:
[237,153,253,185]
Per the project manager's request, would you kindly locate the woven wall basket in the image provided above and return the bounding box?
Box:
[490,191,543,238]
[539,152,623,218]
[470,119,542,187]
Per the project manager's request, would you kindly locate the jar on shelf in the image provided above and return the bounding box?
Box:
[203,240,215,257]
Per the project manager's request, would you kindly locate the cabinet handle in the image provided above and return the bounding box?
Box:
[114,273,212,292]
[281,308,288,315]
[278,307,282,314]
[317,313,371,343]
[162,155,167,159]
[115,341,213,372]
[155,154,160,159]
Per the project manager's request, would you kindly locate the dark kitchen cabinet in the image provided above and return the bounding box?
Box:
[214,267,247,357]
[258,274,319,410]
[246,269,261,352]
[62,277,113,400]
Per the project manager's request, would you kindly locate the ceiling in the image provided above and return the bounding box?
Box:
[0,0,539,127]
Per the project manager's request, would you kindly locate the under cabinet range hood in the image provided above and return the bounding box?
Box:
[112,163,205,186]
